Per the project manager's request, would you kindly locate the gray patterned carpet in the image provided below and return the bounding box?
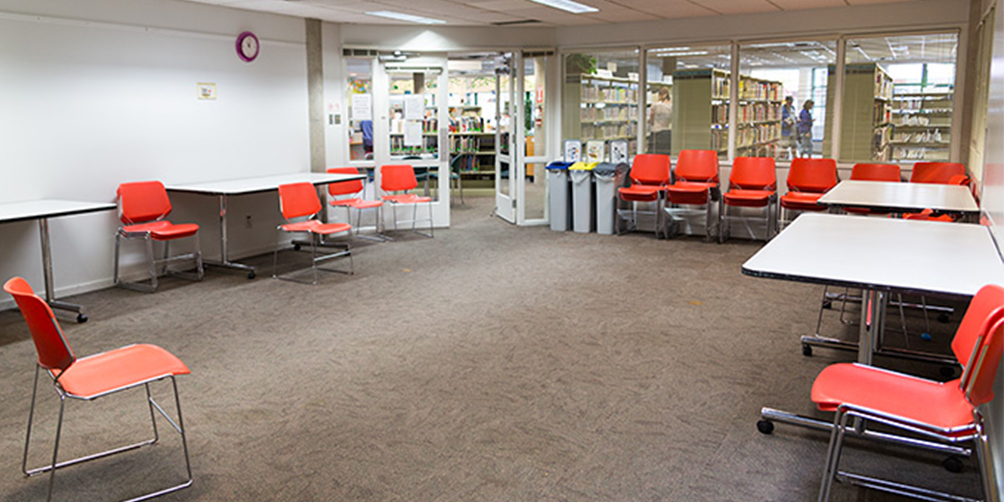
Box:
[0,196,981,501]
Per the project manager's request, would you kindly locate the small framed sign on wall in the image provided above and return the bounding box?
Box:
[197,83,217,100]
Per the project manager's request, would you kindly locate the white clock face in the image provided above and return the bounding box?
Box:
[241,36,258,60]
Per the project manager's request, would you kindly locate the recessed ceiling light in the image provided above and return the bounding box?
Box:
[366,10,446,24]
[528,0,598,14]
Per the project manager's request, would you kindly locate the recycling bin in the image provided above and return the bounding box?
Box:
[546,161,573,231]
[593,162,628,235]
[569,162,598,233]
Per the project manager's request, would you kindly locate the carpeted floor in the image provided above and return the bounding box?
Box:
[0,195,981,501]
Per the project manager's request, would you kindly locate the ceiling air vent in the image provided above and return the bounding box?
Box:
[492,19,541,26]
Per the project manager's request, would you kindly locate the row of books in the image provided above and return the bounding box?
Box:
[580,106,638,122]
[450,135,494,154]
[738,79,782,101]
[735,122,780,147]
[449,116,485,133]
[580,85,638,103]
[390,135,438,156]
[580,122,637,140]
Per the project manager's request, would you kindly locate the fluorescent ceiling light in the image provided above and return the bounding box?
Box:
[528,0,598,14]
[366,10,446,24]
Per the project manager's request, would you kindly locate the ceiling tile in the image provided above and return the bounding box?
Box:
[582,8,659,23]
[770,0,846,9]
[616,0,719,18]
[685,0,780,15]
[465,0,540,11]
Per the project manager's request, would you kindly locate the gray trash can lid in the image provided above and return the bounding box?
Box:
[593,162,628,176]
[546,161,574,170]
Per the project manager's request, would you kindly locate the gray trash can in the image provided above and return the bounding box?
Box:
[546,161,573,231]
[593,162,628,235]
[569,162,598,233]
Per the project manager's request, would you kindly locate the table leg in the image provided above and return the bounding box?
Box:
[201,194,256,278]
[37,218,87,323]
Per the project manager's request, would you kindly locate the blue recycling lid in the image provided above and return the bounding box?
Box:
[545,161,574,170]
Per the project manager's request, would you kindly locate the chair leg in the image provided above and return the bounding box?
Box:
[161,240,171,276]
[975,422,999,502]
[145,236,158,292]
[46,394,67,502]
[818,409,851,502]
[22,365,41,477]
[113,232,122,286]
[145,383,160,444]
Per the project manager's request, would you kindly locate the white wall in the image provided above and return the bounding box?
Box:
[0,0,310,303]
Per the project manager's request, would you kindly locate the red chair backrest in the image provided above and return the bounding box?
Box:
[910,162,966,184]
[953,284,1004,379]
[851,163,901,182]
[117,181,173,224]
[729,157,776,191]
[675,150,719,183]
[628,154,671,186]
[965,317,1004,406]
[3,277,76,373]
[381,164,419,192]
[277,182,322,220]
[327,167,365,196]
[787,158,838,193]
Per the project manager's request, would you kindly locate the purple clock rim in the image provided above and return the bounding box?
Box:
[236,31,259,62]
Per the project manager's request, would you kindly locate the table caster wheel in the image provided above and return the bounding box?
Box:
[76,313,88,323]
[821,299,832,309]
[943,456,964,473]
[756,419,774,435]
[247,271,256,279]
[293,243,301,251]
[802,344,813,357]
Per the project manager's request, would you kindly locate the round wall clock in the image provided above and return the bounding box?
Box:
[236,31,259,63]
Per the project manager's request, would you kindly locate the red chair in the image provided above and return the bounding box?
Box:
[380,164,434,238]
[719,157,776,243]
[811,284,1004,502]
[665,150,720,240]
[4,277,193,502]
[778,158,838,229]
[843,163,901,215]
[910,161,967,184]
[327,167,387,242]
[905,162,969,222]
[616,154,671,238]
[274,182,353,284]
[114,181,204,292]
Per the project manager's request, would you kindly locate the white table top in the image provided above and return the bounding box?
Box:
[166,172,365,196]
[818,180,979,214]
[742,213,1004,298]
[0,199,116,224]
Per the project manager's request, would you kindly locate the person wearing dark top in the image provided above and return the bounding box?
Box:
[797,99,814,158]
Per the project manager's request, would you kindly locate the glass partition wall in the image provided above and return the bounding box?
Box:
[560,32,958,166]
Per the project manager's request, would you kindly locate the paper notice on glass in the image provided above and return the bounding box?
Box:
[351,94,372,120]
[404,95,425,121]
[404,121,423,146]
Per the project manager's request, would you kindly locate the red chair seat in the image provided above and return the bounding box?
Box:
[780,191,825,211]
[723,189,772,207]
[812,363,975,433]
[280,220,351,235]
[382,193,432,204]
[57,344,190,399]
[667,181,716,205]
[904,208,954,222]
[121,221,199,240]
[330,198,382,210]
[618,185,664,202]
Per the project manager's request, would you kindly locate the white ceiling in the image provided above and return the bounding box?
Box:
[182,0,925,27]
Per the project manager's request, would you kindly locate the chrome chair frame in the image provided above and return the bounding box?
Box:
[664,186,721,241]
[273,227,354,285]
[386,198,434,238]
[114,227,204,293]
[717,192,777,243]
[616,194,667,239]
[23,364,192,502]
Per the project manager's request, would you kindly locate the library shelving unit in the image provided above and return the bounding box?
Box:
[823,63,893,161]
[889,88,953,161]
[563,74,639,155]
[447,105,496,184]
[672,68,782,157]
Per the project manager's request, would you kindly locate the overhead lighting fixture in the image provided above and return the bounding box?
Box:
[366,10,446,24]
[528,0,598,14]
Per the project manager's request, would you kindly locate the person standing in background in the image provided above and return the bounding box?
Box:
[797,99,814,158]
[780,96,797,159]
[648,86,672,155]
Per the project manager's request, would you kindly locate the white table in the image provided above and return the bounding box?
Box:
[167,172,364,278]
[0,200,116,323]
[743,213,1004,446]
[818,180,979,215]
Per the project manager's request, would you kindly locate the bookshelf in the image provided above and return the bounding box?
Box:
[672,69,782,157]
[447,105,496,178]
[563,74,639,156]
[823,63,893,161]
[889,89,952,161]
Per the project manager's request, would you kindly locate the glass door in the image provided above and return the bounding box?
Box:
[375,54,450,227]
[494,53,517,223]
[518,52,551,225]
